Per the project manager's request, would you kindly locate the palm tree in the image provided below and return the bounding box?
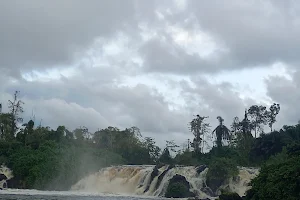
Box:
[212,116,230,148]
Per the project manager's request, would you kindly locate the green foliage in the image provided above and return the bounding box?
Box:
[248,105,268,138]
[174,151,199,165]
[143,137,161,163]
[165,182,190,198]
[213,116,230,148]
[189,115,210,153]
[6,140,125,190]
[246,145,300,200]
[159,148,174,164]
[250,124,300,165]
[206,157,238,192]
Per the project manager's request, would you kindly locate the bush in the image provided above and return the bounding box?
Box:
[165,182,190,198]
[246,144,300,200]
[206,158,238,193]
[165,174,194,198]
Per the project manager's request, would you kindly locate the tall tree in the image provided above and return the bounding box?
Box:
[267,103,280,132]
[189,115,210,153]
[8,91,24,139]
[236,110,254,159]
[143,137,161,163]
[248,105,268,138]
[212,116,230,148]
[230,116,240,146]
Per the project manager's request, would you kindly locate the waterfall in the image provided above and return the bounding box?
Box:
[0,164,13,189]
[71,165,259,198]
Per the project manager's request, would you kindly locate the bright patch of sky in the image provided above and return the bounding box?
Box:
[205,62,292,104]
[21,67,78,82]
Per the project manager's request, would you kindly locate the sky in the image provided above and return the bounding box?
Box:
[1,0,300,148]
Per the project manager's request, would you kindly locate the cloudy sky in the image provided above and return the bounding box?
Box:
[0,0,299,148]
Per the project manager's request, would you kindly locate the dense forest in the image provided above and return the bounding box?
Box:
[1,91,300,199]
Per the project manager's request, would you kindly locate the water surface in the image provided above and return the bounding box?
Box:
[0,189,165,200]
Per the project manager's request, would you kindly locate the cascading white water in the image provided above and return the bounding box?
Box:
[221,167,259,197]
[0,164,13,189]
[71,165,259,199]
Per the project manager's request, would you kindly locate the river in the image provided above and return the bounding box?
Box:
[0,189,167,200]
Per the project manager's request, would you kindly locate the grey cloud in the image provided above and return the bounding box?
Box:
[0,0,156,76]
[265,70,300,127]
[180,77,251,127]
[137,0,300,75]
[0,67,252,139]
[139,36,220,74]
[187,0,300,68]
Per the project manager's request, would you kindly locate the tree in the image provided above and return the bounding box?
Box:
[0,113,13,140]
[8,91,24,139]
[189,115,210,153]
[73,126,89,142]
[230,116,240,147]
[235,110,254,160]
[143,137,161,163]
[248,105,268,138]
[212,116,230,148]
[267,103,280,132]
[159,147,173,164]
[247,144,300,200]
[16,119,34,145]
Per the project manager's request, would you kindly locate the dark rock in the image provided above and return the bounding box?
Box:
[196,165,207,174]
[219,192,243,200]
[155,165,173,191]
[0,173,7,181]
[165,174,195,198]
[201,187,216,197]
[232,175,240,183]
[169,174,190,189]
[6,177,22,189]
[144,165,160,192]
[206,177,224,193]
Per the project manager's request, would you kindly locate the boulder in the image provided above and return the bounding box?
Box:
[201,187,216,197]
[0,173,7,181]
[196,165,207,174]
[165,174,195,198]
[144,165,159,192]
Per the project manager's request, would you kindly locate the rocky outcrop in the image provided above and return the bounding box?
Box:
[144,165,159,192]
[155,165,174,191]
[196,165,207,174]
[0,174,7,181]
[165,174,196,198]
